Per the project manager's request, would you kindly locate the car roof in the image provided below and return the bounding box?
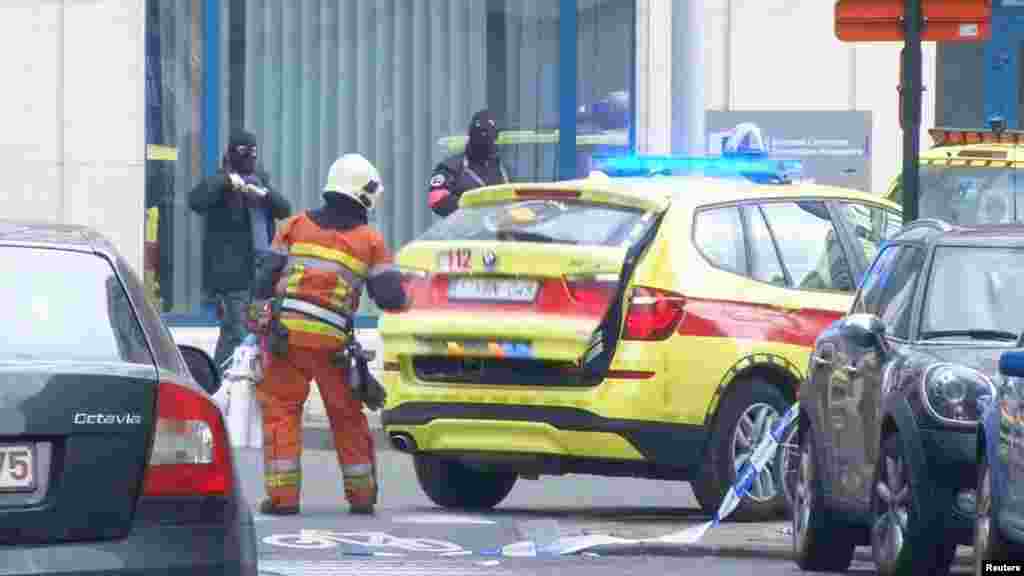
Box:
[0,219,119,256]
[461,174,902,213]
[892,220,1024,248]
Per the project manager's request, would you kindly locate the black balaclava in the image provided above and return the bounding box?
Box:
[466,109,498,162]
[309,192,368,231]
[226,130,258,175]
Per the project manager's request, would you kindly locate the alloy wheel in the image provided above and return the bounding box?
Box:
[872,454,911,573]
[731,402,782,502]
[778,423,799,513]
[792,439,813,551]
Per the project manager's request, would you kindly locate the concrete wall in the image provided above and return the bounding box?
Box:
[0,0,145,275]
[701,0,937,195]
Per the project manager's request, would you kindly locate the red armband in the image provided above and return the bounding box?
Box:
[428,187,450,208]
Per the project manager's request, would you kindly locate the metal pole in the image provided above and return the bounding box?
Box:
[901,0,922,224]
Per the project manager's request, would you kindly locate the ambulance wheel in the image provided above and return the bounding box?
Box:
[413,455,517,510]
[693,378,789,522]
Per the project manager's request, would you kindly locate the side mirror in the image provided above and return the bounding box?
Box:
[841,313,888,352]
[179,344,221,396]
[999,350,1024,378]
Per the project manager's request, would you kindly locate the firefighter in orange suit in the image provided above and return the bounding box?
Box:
[253,153,406,516]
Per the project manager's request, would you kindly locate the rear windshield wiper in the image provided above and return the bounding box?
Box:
[495,230,570,244]
[919,329,1019,342]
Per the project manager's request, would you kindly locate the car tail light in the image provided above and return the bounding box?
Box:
[396,268,430,311]
[565,273,619,316]
[622,286,686,341]
[142,381,232,497]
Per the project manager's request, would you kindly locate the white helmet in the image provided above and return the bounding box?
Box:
[323,153,383,212]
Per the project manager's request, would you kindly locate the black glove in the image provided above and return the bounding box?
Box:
[337,343,387,410]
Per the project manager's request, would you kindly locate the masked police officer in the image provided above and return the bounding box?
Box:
[427,109,510,217]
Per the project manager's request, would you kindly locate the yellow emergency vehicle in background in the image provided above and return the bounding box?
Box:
[886,119,1024,224]
[379,153,902,522]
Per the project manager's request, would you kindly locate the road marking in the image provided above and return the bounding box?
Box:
[259,560,502,576]
[390,513,496,525]
[263,530,464,554]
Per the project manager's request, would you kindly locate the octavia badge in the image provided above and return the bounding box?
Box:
[482,250,498,270]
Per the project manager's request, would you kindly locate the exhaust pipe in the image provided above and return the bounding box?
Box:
[390,432,417,453]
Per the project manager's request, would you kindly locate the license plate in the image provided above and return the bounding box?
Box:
[448,277,539,302]
[0,444,35,492]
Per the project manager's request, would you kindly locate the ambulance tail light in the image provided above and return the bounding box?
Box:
[564,273,619,316]
[396,268,431,312]
[622,286,686,341]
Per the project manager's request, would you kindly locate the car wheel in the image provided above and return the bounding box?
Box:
[871,434,957,576]
[413,454,517,510]
[693,377,789,522]
[792,421,856,571]
[775,419,799,517]
[974,450,1024,573]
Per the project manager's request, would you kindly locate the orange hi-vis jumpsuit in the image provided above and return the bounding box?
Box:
[257,211,395,512]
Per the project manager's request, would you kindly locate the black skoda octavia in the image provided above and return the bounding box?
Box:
[0,222,256,575]
[791,219,1023,576]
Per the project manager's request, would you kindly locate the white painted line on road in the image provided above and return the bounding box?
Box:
[390,513,497,525]
[264,530,465,554]
[259,560,499,576]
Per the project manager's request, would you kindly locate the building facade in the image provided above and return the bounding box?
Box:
[8,0,1009,327]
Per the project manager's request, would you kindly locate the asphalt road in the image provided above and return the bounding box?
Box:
[240,447,974,575]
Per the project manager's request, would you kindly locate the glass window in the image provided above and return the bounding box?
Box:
[835,202,905,270]
[694,206,747,275]
[853,244,901,315]
[115,254,187,376]
[917,166,1024,225]
[921,246,1024,341]
[874,246,926,339]
[0,247,153,365]
[146,0,636,319]
[575,0,635,175]
[743,205,786,287]
[759,201,856,293]
[418,199,649,247]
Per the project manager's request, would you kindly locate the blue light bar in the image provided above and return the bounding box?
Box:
[592,155,804,184]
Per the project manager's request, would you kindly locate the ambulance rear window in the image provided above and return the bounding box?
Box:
[419,199,651,246]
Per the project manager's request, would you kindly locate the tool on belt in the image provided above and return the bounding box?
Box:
[332,339,387,411]
[248,248,291,357]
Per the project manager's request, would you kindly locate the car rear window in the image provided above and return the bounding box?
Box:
[0,246,154,365]
[418,199,651,246]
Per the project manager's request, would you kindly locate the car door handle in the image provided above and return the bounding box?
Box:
[813,354,833,365]
[843,364,858,375]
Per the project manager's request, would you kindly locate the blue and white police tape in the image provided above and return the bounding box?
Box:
[483,402,800,556]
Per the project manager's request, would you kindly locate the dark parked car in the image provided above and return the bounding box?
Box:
[0,221,256,575]
[792,219,1018,576]
[976,349,1024,570]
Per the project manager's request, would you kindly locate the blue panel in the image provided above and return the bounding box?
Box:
[984,6,1020,129]
[202,0,221,176]
[558,0,577,180]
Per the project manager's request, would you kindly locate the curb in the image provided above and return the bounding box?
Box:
[582,542,973,566]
